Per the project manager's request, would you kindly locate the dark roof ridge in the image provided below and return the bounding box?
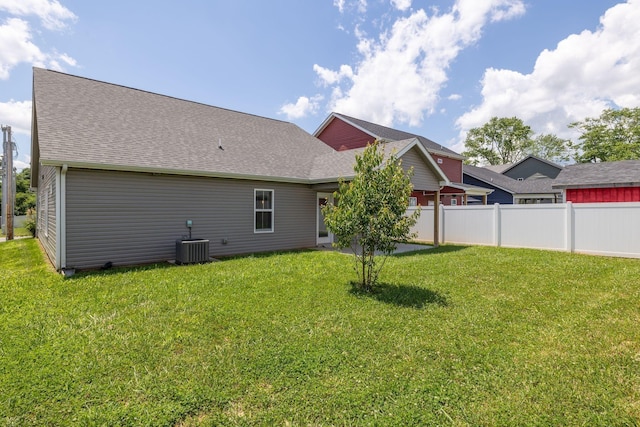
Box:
[500,154,564,174]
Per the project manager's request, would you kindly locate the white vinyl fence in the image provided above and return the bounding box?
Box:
[409,202,640,259]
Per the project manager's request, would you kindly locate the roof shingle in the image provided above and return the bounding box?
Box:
[328,112,464,159]
[552,160,640,189]
[33,68,334,182]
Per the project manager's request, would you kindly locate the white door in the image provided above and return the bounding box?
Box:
[317,193,333,245]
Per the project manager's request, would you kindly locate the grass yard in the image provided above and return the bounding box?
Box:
[1,239,640,426]
[0,227,31,238]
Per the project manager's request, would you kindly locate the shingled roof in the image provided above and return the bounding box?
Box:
[308,138,448,184]
[463,164,520,193]
[31,68,449,188]
[316,112,464,159]
[464,165,561,195]
[31,68,335,186]
[552,160,640,189]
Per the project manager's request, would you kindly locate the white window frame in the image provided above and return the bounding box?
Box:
[254,189,274,233]
[450,198,458,206]
[408,197,418,207]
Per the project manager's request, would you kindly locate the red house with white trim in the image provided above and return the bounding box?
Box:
[552,160,640,203]
[314,113,491,206]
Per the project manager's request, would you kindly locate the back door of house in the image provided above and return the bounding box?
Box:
[317,193,333,245]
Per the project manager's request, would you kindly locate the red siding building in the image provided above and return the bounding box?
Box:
[566,187,640,203]
[314,113,491,205]
[553,160,640,203]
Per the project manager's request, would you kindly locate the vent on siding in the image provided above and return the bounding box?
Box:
[176,239,210,264]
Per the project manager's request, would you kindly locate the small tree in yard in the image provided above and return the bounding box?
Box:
[322,142,420,292]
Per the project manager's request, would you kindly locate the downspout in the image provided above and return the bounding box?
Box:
[55,164,68,270]
[433,186,444,248]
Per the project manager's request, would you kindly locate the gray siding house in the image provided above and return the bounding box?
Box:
[485,155,563,180]
[31,68,449,270]
[463,164,562,204]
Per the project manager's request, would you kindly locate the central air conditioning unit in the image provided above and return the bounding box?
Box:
[176,239,210,264]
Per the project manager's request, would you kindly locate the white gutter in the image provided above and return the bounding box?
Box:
[55,164,68,270]
[39,159,313,185]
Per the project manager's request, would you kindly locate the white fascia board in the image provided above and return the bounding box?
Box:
[312,113,337,137]
[396,138,451,185]
[446,183,494,195]
[428,148,466,161]
[326,113,380,141]
[38,159,312,185]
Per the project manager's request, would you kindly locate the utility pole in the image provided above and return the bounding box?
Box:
[1,125,13,240]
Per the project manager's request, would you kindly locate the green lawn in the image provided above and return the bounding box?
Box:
[0,227,31,238]
[1,239,639,426]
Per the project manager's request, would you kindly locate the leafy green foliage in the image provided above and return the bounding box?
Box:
[463,117,570,165]
[24,208,37,237]
[529,133,571,163]
[569,107,640,162]
[2,239,640,425]
[322,142,419,291]
[0,167,35,215]
[463,117,535,165]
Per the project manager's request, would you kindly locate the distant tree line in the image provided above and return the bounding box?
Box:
[0,167,36,216]
[462,107,640,165]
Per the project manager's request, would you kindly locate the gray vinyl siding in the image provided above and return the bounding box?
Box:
[503,159,562,180]
[37,165,57,266]
[65,169,317,269]
[401,147,441,191]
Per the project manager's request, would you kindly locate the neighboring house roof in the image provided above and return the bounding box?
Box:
[314,112,465,160]
[483,163,513,174]
[463,164,519,194]
[516,174,561,195]
[309,138,450,185]
[478,155,563,178]
[463,165,560,195]
[445,182,495,196]
[31,68,335,186]
[500,155,563,176]
[552,160,640,189]
[31,68,449,187]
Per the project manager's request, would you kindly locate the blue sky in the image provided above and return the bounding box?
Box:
[1,0,638,170]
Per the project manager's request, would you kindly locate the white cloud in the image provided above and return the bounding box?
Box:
[58,52,76,67]
[313,64,354,86]
[358,0,367,14]
[0,16,77,80]
[333,0,367,14]
[279,95,324,120]
[0,0,77,30]
[0,99,32,135]
[391,0,412,12]
[0,100,32,171]
[488,0,526,22]
[0,18,45,79]
[456,0,640,144]
[316,0,525,127]
[14,158,30,171]
[448,93,462,101]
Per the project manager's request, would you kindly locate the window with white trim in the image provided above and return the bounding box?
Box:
[408,197,418,207]
[254,189,274,233]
